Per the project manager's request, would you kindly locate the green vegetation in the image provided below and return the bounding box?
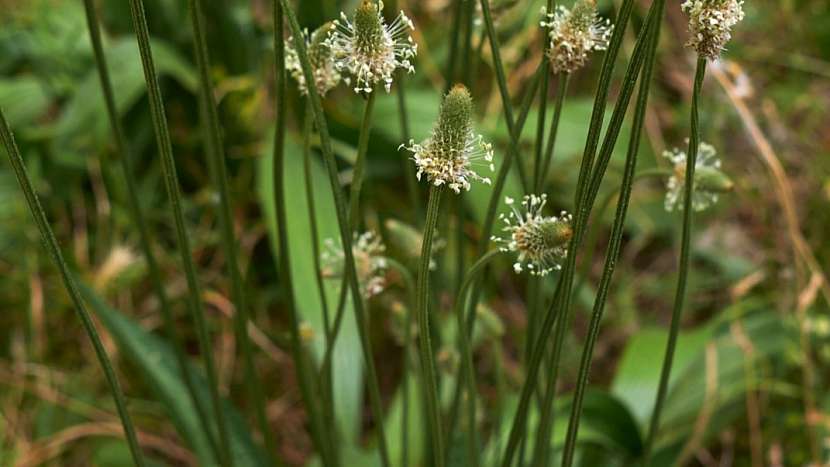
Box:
[1,0,829,466]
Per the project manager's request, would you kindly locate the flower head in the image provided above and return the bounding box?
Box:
[286,22,342,96]
[321,231,388,298]
[541,0,613,74]
[324,0,417,94]
[664,141,734,212]
[492,194,573,275]
[400,85,494,193]
[681,0,745,59]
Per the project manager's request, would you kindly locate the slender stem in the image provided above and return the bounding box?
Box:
[559,11,663,466]
[349,92,377,225]
[126,2,233,464]
[461,0,476,87]
[575,168,669,296]
[643,55,707,462]
[537,74,570,191]
[303,102,341,463]
[445,0,464,93]
[1,109,147,467]
[303,102,333,351]
[187,1,277,463]
[461,0,543,339]
[80,1,219,459]
[396,72,421,222]
[272,4,335,465]
[277,2,391,465]
[534,7,664,465]
[444,249,502,461]
[417,186,446,467]
[384,258,416,467]
[533,69,550,193]
[499,1,656,464]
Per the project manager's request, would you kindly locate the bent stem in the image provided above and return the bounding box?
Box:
[187,0,276,462]
[643,55,708,462]
[126,1,233,464]
[559,10,664,466]
[277,2,391,465]
[1,109,147,467]
[80,0,218,458]
[417,186,446,467]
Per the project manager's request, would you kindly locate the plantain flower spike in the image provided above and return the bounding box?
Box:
[286,22,342,96]
[492,194,573,276]
[321,231,388,298]
[541,0,613,74]
[400,84,494,194]
[325,0,417,94]
[682,0,745,59]
[664,141,734,212]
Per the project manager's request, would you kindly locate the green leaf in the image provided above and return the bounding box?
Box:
[78,283,267,467]
[256,132,364,442]
[0,77,51,127]
[52,37,197,167]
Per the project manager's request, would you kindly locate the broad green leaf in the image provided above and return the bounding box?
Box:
[79,283,267,467]
[256,132,364,442]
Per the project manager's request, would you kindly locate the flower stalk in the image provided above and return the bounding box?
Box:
[277,1,392,464]
[643,55,708,462]
[126,1,233,463]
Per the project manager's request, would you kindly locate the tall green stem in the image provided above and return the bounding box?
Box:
[537,75,570,191]
[396,72,421,221]
[461,0,544,343]
[276,2,391,465]
[126,1,233,464]
[80,0,219,458]
[499,1,656,464]
[349,92,377,224]
[272,4,335,465]
[558,10,664,466]
[417,186,446,467]
[533,7,663,464]
[643,55,708,463]
[187,1,277,462]
[1,109,147,467]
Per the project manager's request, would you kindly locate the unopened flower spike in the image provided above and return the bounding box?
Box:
[321,231,388,298]
[286,22,342,96]
[492,194,573,276]
[400,84,494,194]
[682,0,745,59]
[325,0,417,94]
[541,0,613,74]
[663,141,734,212]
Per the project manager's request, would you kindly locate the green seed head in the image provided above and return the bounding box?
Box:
[570,0,597,31]
[434,84,474,158]
[354,0,384,52]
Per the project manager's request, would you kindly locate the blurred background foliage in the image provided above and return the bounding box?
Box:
[1,0,829,465]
